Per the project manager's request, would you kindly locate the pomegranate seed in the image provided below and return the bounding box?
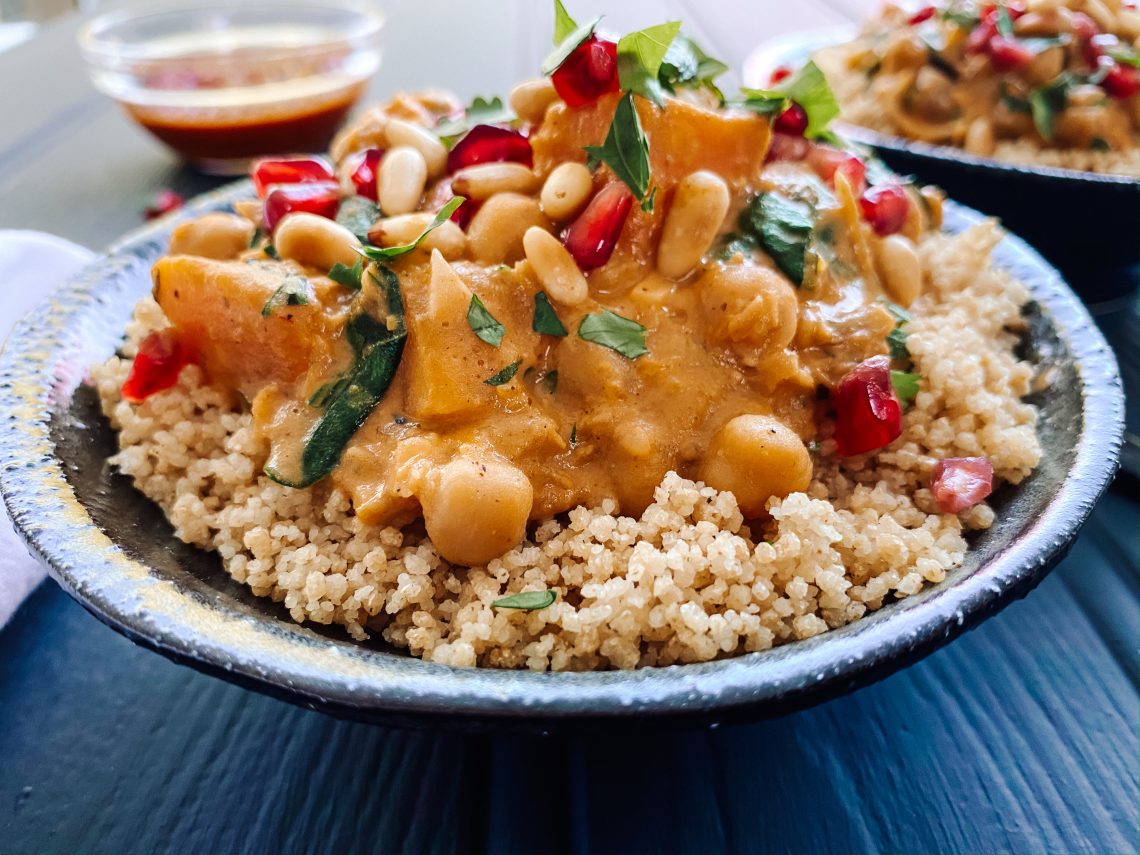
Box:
[833,355,902,456]
[121,330,190,403]
[1103,62,1140,99]
[263,181,340,234]
[344,148,384,200]
[988,35,1035,71]
[450,195,480,230]
[142,189,184,221]
[765,131,812,163]
[769,65,793,84]
[1072,11,1100,42]
[562,182,633,271]
[550,35,620,108]
[966,18,997,53]
[909,6,936,25]
[931,457,994,514]
[807,145,867,194]
[447,124,533,173]
[251,157,334,198]
[773,103,809,135]
[859,184,910,236]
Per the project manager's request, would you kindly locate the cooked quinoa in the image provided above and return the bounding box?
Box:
[92,221,1041,671]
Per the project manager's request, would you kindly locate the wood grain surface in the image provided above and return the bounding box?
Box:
[0,2,1138,853]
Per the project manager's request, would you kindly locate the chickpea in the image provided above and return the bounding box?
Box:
[700,415,813,517]
[697,263,799,354]
[420,455,534,566]
[168,213,255,260]
[465,193,551,264]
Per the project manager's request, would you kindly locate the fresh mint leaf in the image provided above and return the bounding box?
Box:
[744,192,815,285]
[328,257,363,290]
[542,8,601,76]
[659,34,727,95]
[577,308,648,359]
[485,359,522,386]
[261,275,312,317]
[583,91,651,200]
[492,589,557,610]
[532,291,568,336]
[434,96,515,143]
[468,293,506,347]
[552,0,577,43]
[891,370,920,407]
[336,195,380,241]
[617,20,681,107]
[887,327,910,362]
[1029,73,1073,141]
[738,61,839,139]
[359,197,465,262]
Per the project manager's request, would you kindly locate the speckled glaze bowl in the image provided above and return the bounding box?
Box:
[744,28,1140,301]
[0,181,1124,731]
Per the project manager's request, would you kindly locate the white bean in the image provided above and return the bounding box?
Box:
[466,193,550,264]
[274,213,361,271]
[378,146,428,216]
[451,162,540,200]
[875,234,923,306]
[384,118,448,178]
[169,213,254,260]
[367,213,467,259]
[523,227,588,306]
[540,162,593,221]
[656,171,730,279]
[509,78,560,124]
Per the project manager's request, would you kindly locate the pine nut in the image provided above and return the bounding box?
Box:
[169,213,255,260]
[378,146,428,216]
[540,162,593,221]
[964,117,995,156]
[384,118,448,178]
[656,171,730,279]
[509,78,560,124]
[367,213,467,259]
[275,213,361,271]
[1083,0,1115,32]
[874,234,923,306]
[466,193,551,264]
[523,226,588,306]
[1119,9,1140,39]
[451,163,540,200]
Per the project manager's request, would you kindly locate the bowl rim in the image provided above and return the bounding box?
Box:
[78,0,385,64]
[742,24,1140,187]
[0,181,1124,725]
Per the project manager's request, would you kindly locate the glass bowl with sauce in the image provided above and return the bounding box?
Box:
[80,1,384,174]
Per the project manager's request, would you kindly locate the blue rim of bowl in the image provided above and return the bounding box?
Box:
[742,26,1140,187]
[0,181,1124,723]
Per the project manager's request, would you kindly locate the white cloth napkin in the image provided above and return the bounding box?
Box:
[0,230,95,628]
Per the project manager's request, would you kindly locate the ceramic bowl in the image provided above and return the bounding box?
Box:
[0,182,1123,730]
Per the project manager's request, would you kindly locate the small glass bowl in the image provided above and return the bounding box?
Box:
[80,1,384,174]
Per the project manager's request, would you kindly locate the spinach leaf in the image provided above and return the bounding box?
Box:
[359,197,465,262]
[328,257,363,290]
[744,192,815,285]
[261,275,313,317]
[336,195,380,241]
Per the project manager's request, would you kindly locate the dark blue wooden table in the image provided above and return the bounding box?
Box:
[1,3,1138,853]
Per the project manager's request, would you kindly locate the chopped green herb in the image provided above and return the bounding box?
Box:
[491,589,557,610]
[737,61,839,139]
[583,91,652,201]
[577,308,649,359]
[887,326,910,362]
[261,275,312,317]
[263,243,278,259]
[532,291,569,336]
[248,226,266,248]
[640,185,658,212]
[616,20,681,107]
[1091,136,1111,152]
[468,293,506,346]
[359,197,465,262]
[744,192,815,285]
[542,3,600,76]
[999,82,1032,114]
[328,257,363,290]
[659,33,727,97]
[485,360,522,386]
[1029,73,1074,142]
[336,195,380,241]
[569,424,578,447]
[891,370,920,406]
[434,96,515,143]
[266,266,406,487]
